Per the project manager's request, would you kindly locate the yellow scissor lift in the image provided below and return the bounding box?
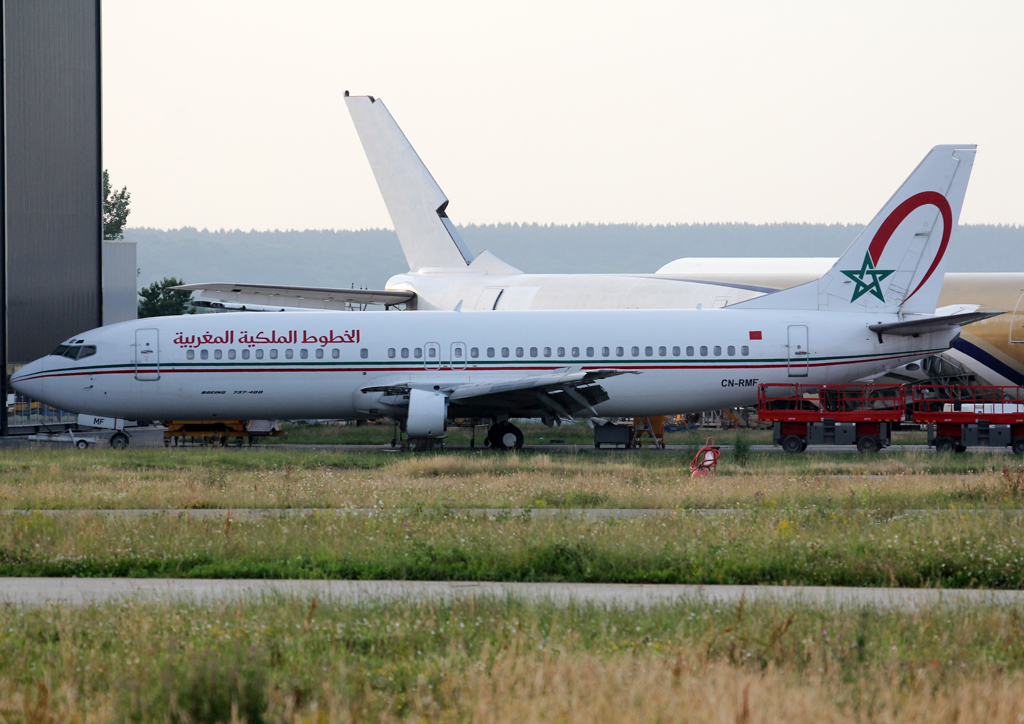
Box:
[164,420,285,447]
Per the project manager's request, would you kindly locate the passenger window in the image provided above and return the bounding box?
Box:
[587,347,595,357]
[414,348,422,358]
[332,349,340,359]
[269,349,278,360]
[427,347,437,359]
[454,347,464,358]
[285,349,294,360]
[529,347,538,358]
[228,349,236,360]
[631,346,639,357]
[360,348,368,359]
[214,349,223,360]
[727,346,735,356]
[673,346,681,356]
[700,346,708,357]
[543,347,551,357]
[300,349,308,360]
[255,349,264,360]
[616,347,624,357]
[557,347,565,357]
[201,350,209,360]
[487,347,495,358]
[501,347,510,358]
[186,350,195,360]
[516,347,524,358]
[741,345,749,356]
[658,346,666,357]
[471,347,479,358]
[601,347,609,357]
[713,346,721,356]
[572,347,580,357]
[645,346,653,357]
[242,349,250,360]
[315,348,323,359]
[401,348,409,359]
[686,346,694,357]
[388,348,396,358]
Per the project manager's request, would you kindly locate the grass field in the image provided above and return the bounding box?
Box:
[265,420,933,447]
[2,597,1024,722]
[5,503,1024,587]
[0,447,1019,511]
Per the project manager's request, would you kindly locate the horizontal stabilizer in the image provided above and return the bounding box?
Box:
[869,309,1004,338]
[173,283,415,310]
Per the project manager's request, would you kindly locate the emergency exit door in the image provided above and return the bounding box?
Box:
[787,325,809,377]
[134,329,160,381]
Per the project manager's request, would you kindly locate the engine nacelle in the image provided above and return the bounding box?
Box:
[406,388,448,438]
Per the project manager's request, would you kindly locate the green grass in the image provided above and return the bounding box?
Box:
[2,597,1024,722]
[3,509,1024,588]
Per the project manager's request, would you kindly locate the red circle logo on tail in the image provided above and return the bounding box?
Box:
[866,191,952,306]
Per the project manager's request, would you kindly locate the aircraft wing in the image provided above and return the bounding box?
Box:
[361,369,637,419]
[172,283,415,311]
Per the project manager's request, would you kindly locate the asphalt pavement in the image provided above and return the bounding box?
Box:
[1,578,1021,610]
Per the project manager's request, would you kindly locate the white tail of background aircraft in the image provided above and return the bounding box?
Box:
[735,145,976,315]
[345,92,477,271]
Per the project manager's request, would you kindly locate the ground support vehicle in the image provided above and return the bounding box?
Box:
[910,385,1024,453]
[164,420,284,447]
[758,384,905,454]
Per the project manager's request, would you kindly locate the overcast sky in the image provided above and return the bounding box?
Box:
[103,0,1024,231]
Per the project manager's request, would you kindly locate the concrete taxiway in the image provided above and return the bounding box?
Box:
[2,578,1021,610]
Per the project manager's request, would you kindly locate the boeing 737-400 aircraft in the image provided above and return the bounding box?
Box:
[13,144,998,449]
[179,95,1024,389]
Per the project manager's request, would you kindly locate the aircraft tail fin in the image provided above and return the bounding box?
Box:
[733,144,976,314]
[345,92,474,271]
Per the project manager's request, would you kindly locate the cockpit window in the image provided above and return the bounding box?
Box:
[50,344,96,360]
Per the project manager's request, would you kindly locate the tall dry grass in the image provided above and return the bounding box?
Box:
[1,448,1021,511]
[2,598,1024,723]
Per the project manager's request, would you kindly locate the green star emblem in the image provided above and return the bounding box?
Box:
[841,252,894,302]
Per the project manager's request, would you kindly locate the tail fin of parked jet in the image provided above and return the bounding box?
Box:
[734,144,976,315]
[345,92,475,271]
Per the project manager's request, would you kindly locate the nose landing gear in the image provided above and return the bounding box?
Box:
[487,421,523,451]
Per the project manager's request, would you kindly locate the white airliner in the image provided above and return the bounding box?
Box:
[11,144,997,449]
[178,95,1022,391]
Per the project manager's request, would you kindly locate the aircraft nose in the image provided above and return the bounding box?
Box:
[9,358,46,400]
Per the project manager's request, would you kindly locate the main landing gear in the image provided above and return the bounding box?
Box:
[486,421,524,451]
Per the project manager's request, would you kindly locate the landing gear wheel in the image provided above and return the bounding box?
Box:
[934,437,955,453]
[109,432,130,450]
[75,439,89,449]
[488,422,524,451]
[856,436,879,454]
[1012,439,1024,455]
[781,435,805,454]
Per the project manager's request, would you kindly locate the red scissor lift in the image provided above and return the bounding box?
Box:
[758,384,905,454]
[910,385,1024,454]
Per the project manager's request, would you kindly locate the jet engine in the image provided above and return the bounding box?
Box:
[406,388,448,438]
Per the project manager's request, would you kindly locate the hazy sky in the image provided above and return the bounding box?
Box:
[104,0,1024,231]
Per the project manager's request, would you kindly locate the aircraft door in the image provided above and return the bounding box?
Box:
[450,342,467,370]
[787,325,809,377]
[1011,294,1024,344]
[134,328,160,381]
[424,342,441,370]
